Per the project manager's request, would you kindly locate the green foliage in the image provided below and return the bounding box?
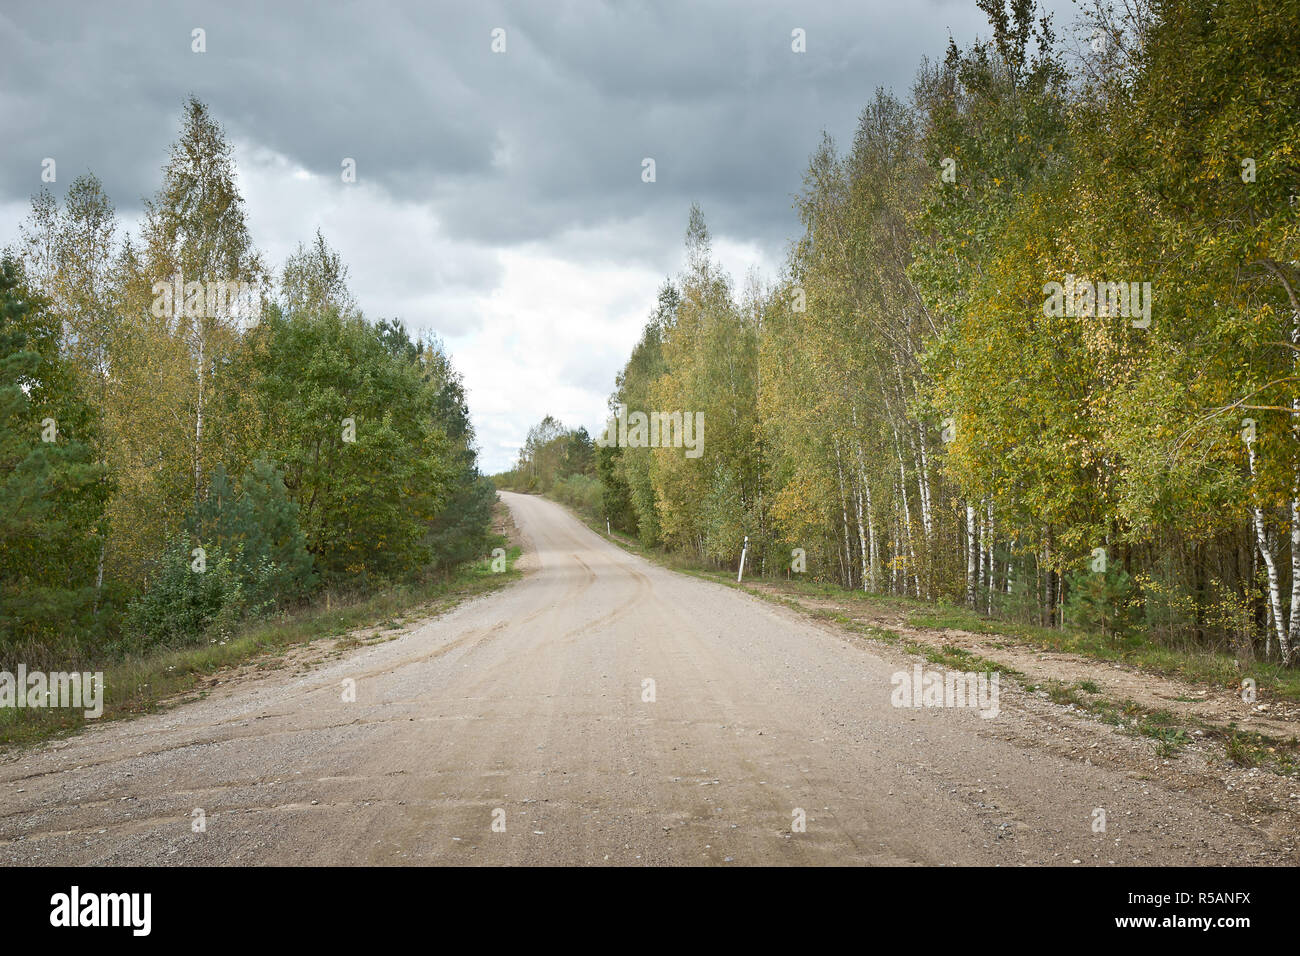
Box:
[187,459,316,605]
[597,445,636,532]
[613,287,673,546]
[238,306,456,583]
[425,474,498,570]
[501,416,599,499]
[125,536,258,650]
[0,257,110,652]
[508,415,589,493]
[552,473,604,519]
[376,319,496,571]
[1064,564,1138,640]
[2,98,496,669]
[581,0,1300,665]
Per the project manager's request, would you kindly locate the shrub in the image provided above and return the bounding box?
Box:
[552,473,603,520]
[188,460,316,606]
[125,536,258,650]
[1065,563,1138,640]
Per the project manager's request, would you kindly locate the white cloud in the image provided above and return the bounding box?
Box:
[234,144,779,475]
[449,244,663,474]
[0,143,781,479]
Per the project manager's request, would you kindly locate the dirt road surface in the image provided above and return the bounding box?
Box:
[1,491,1294,865]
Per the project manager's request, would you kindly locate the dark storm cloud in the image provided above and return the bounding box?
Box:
[1,0,1081,271]
[0,0,1086,473]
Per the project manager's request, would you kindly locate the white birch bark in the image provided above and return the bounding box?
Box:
[1289,300,1300,663]
[1247,436,1289,660]
[193,329,204,507]
[893,429,920,598]
[854,473,869,592]
[864,469,879,591]
[1262,259,1300,663]
[966,504,978,608]
[986,500,995,613]
[851,428,879,592]
[915,423,933,541]
[834,439,854,590]
[892,524,901,593]
[847,414,871,592]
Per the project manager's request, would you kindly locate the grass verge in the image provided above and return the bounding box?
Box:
[0,544,522,752]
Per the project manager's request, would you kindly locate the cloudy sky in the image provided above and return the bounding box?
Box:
[0,0,1078,474]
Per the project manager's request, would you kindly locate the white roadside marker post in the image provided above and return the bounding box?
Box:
[738,535,749,583]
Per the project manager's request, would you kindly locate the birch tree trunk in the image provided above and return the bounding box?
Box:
[1043,530,1057,628]
[892,524,902,593]
[966,504,978,608]
[864,469,880,591]
[1288,307,1300,664]
[896,450,920,597]
[1288,493,1299,662]
[914,423,933,541]
[985,500,995,613]
[854,475,869,592]
[852,433,879,592]
[847,415,871,592]
[1246,436,1289,659]
[1263,258,1300,663]
[834,439,854,589]
[193,330,204,508]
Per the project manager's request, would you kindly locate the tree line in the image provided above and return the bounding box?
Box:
[512,0,1300,665]
[494,416,602,516]
[1,96,496,668]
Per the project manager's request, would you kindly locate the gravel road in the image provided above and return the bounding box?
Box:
[1,491,1292,865]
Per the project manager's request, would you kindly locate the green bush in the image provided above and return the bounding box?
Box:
[552,473,603,520]
[125,536,270,650]
[188,459,316,606]
[425,473,497,570]
[0,257,111,652]
[239,308,455,583]
[1065,562,1138,640]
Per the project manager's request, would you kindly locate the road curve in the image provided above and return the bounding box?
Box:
[0,491,1288,865]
